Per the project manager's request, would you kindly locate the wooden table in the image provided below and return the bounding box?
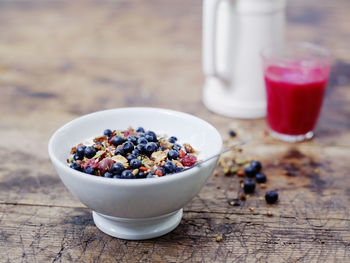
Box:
[1,0,350,262]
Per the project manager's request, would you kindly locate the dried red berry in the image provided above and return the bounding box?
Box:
[179,149,186,159]
[82,159,99,170]
[155,169,163,176]
[181,154,197,167]
[98,158,114,175]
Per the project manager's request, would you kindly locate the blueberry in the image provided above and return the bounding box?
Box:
[146,173,155,178]
[168,150,179,160]
[104,172,114,178]
[255,173,267,183]
[127,135,138,145]
[104,129,113,138]
[112,136,125,147]
[136,144,145,153]
[229,129,236,137]
[115,148,125,156]
[168,136,177,143]
[175,167,184,173]
[135,171,147,179]
[163,161,176,174]
[145,135,154,142]
[245,166,257,178]
[123,141,134,153]
[111,162,124,174]
[84,146,96,159]
[144,142,158,155]
[130,158,142,169]
[243,179,256,193]
[146,131,157,142]
[73,154,83,161]
[132,149,140,156]
[84,166,94,175]
[265,190,278,204]
[250,161,262,173]
[173,143,182,151]
[70,162,82,171]
[76,145,86,157]
[136,127,145,133]
[113,174,122,179]
[137,137,148,145]
[138,133,146,137]
[121,170,134,179]
[127,153,138,161]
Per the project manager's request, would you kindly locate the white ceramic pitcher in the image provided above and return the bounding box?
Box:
[202,0,286,118]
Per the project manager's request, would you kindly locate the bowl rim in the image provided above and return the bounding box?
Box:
[48,107,223,186]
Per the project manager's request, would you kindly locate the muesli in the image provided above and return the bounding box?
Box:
[68,127,198,179]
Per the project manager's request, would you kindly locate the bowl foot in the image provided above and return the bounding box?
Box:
[92,209,183,240]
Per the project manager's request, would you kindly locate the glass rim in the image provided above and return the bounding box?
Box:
[260,41,331,61]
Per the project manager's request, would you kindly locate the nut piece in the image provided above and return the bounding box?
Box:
[151,151,167,164]
[183,143,197,154]
[112,155,129,168]
[70,147,77,155]
[267,211,273,217]
[93,135,107,143]
[142,157,155,169]
[158,139,173,150]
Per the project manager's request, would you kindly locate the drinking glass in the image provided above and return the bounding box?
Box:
[261,42,331,142]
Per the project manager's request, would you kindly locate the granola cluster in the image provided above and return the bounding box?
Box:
[68,127,198,179]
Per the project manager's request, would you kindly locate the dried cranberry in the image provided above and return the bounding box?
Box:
[82,159,99,170]
[179,149,186,159]
[181,155,197,167]
[98,158,114,174]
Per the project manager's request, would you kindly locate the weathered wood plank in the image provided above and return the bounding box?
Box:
[1,204,349,263]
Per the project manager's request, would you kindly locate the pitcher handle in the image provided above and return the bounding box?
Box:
[202,0,222,77]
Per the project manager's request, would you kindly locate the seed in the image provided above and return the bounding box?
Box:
[249,207,254,212]
[260,183,267,189]
[227,199,240,206]
[267,211,273,217]
[216,235,222,242]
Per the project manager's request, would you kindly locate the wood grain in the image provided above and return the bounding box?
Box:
[1,0,350,262]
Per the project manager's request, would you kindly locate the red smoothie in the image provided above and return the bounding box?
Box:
[264,63,329,135]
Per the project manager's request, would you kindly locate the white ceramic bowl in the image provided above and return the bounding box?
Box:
[48,107,222,240]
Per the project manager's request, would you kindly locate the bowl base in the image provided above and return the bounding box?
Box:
[92,209,183,240]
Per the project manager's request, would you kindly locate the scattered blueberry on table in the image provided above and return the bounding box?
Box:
[255,173,267,183]
[243,179,256,193]
[265,190,279,204]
